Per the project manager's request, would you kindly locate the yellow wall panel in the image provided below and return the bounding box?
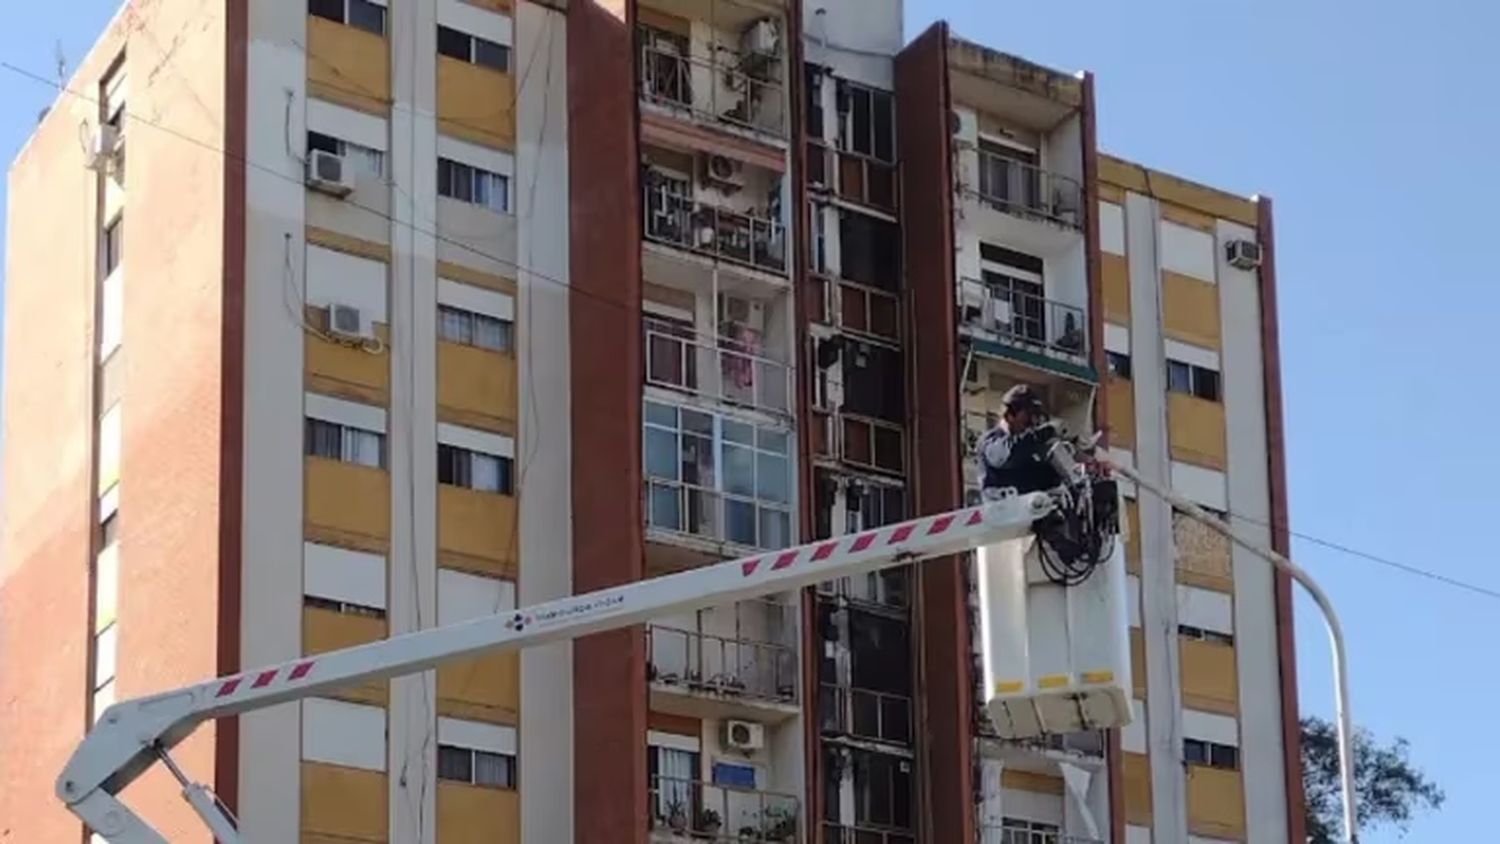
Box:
[438,485,519,576]
[437,57,515,150]
[437,651,520,724]
[437,342,517,431]
[1130,627,1146,698]
[1162,271,1221,348]
[307,318,390,406]
[1174,510,1233,592]
[464,0,513,12]
[1123,751,1153,827]
[307,16,390,115]
[1124,499,1141,576]
[304,607,385,654]
[438,781,520,844]
[1187,765,1247,840]
[1181,638,1239,715]
[1100,155,1259,228]
[1168,392,1227,470]
[1107,376,1135,449]
[302,762,388,842]
[306,457,391,543]
[1001,770,1064,795]
[1102,253,1131,323]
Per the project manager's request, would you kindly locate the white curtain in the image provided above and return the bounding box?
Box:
[656,747,696,819]
[471,453,502,493]
[344,429,383,468]
[474,315,510,352]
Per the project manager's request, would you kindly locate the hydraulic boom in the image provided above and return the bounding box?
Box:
[58,493,1059,843]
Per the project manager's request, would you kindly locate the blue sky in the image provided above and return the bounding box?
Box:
[2,1,1493,840]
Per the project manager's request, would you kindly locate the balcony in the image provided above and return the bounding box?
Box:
[809,273,900,343]
[645,183,788,276]
[639,35,786,142]
[807,141,897,215]
[823,825,914,844]
[647,624,799,721]
[810,410,905,477]
[959,278,1092,382]
[649,775,800,843]
[970,150,1082,231]
[645,318,792,418]
[819,684,913,747]
[980,825,1101,844]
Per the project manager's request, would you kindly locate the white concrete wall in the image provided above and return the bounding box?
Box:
[239,2,310,838]
[513,5,573,842]
[801,0,901,90]
[1217,217,1289,842]
[1123,190,1188,843]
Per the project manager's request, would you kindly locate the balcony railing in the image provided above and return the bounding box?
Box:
[639,39,786,139]
[645,478,794,551]
[647,625,797,705]
[816,571,910,613]
[649,774,800,842]
[807,141,898,215]
[644,185,788,275]
[819,683,913,746]
[823,824,915,844]
[809,273,900,342]
[645,319,792,416]
[980,825,1102,844]
[960,277,1089,365]
[971,151,1083,230]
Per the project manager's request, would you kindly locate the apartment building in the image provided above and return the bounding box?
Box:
[0,1,1299,843]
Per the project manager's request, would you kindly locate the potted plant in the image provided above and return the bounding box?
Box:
[762,805,796,842]
[696,807,722,836]
[666,797,689,833]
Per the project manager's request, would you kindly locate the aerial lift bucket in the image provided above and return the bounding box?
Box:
[975,527,1133,738]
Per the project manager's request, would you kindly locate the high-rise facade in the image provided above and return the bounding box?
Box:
[0,1,1301,843]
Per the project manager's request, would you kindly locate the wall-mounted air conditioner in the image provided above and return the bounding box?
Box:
[721,719,766,752]
[703,153,745,190]
[1226,239,1262,270]
[328,303,372,340]
[741,19,779,56]
[306,150,355,198]
[720,294,766,333]
[86,125,120,172]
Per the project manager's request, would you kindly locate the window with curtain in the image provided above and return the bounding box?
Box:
[438,158,510,213]
[307,130,384,176]
[648,745,699,822]
[305,418,384,468]
[438,443,513,494]
[438,305,513,352]
[437,744,517,788]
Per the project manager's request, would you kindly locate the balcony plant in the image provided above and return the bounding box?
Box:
[762,805,797,842]
[697,807,722,836]
[666,797,689,833]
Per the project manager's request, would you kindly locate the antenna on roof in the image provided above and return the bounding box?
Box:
[54,41,67,88]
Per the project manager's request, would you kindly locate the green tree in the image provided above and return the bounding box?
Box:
[1301,716,1444,842]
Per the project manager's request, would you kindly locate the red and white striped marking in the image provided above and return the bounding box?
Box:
[214,660,317,699]
[738,507,982,578]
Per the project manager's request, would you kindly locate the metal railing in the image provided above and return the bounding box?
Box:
[980,825,1102,844]
[970,151,1083,230]
[807,141,898,214]
[645,319,793,416]
[816,570,910,612]
[649,774,801,842]
[639,40,786,138]
[823,824,915,844]
[960,277,1089,363]
[644,477,794,551]
[644,184,788,274]
[647,625,798,705]
[819,684,913,745]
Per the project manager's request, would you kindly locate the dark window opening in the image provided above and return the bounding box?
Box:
[841,342,904,423]
[838,211,900,291]
[1184,738,1239,770]
[103,217,124,275]
[1166,358,1221,402]
[1107,351,1133,380]
[836,80,895,163]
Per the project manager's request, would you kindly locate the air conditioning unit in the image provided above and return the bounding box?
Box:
[1226,239,1262,270]
[306,149,355,198]
[703,153,745,190]
[85,125,120,172]
[721,719,766,752]
[720,294,766,332]
[741,19,780,56]
[328,303,372,339]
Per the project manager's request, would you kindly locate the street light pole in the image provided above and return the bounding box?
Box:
[1105,460,1359,844]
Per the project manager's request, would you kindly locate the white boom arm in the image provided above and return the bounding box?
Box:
[59,493,1057,843]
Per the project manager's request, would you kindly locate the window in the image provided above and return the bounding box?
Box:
[103,217,124,276]
[100,511,119,549]
[437,26,511,72]
[805,66,825,140]
[305,418,385,468]
[438,158,510,213]
[309,0,386,36]
[836,80,894,162]
[1001,819,1061,844]
[648,745,700,822]
[1107,351,1132,380]
[644,401,793,549]
[1184,738,1239,770]
[838,212,899,291]
[305,595,385,618]
[307,131,384,176]
[438,305,513,353]
[438,444,514,494]
[850,748,913,830]
[438,744,517,788]
[1166,359,1221,402]
[1178,624,1233,646]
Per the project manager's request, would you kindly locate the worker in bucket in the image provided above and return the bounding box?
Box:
[977,384,1056,497]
